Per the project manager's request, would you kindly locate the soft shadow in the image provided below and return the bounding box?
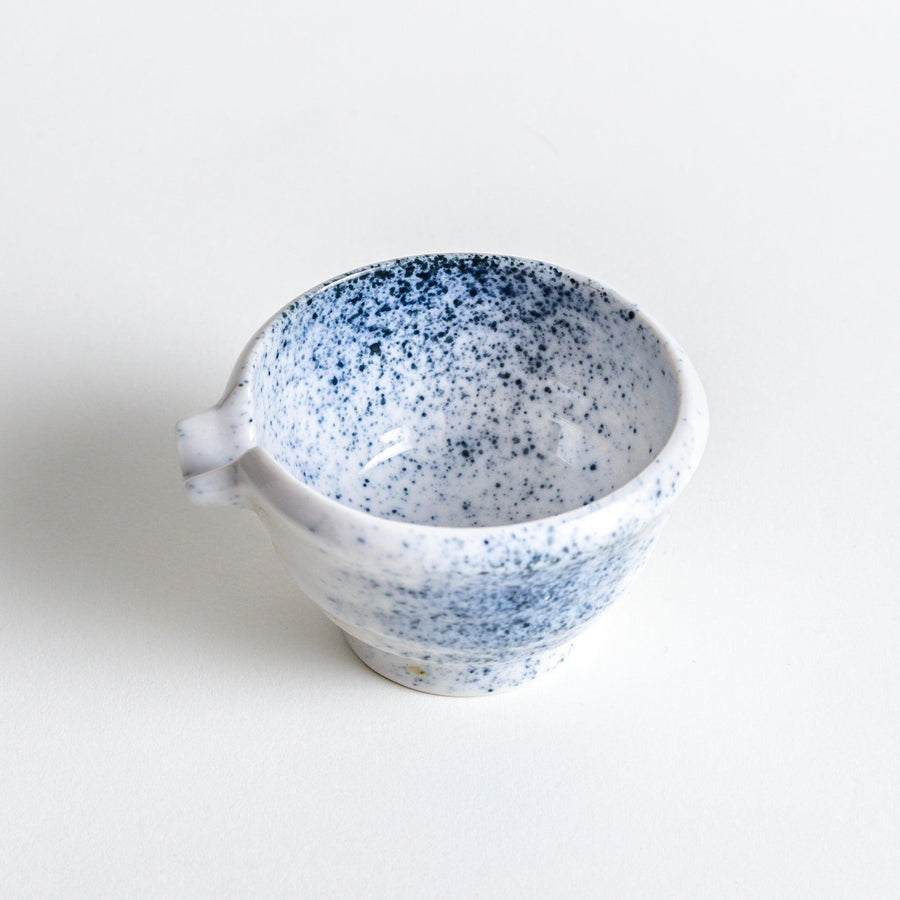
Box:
[3,382,347,672]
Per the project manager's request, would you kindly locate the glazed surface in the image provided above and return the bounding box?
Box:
[251,255,679,527]
[178,253,708,693]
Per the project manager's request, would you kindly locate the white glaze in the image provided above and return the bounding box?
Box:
[177,254,708,694]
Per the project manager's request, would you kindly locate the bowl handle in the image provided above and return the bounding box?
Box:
[176,406,251,508]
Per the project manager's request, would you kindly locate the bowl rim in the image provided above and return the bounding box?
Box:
[219,252,709,539]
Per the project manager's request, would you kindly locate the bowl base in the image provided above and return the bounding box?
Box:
[343,633,573,696]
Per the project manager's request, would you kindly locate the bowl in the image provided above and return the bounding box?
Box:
[177,254,708,694]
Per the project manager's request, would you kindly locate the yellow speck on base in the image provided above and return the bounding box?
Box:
[408,665,426,676]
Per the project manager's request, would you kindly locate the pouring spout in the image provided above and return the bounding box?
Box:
[176,399,254,507]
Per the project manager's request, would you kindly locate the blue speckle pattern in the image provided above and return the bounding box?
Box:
[177,254,709,695]
[251,255,679,527]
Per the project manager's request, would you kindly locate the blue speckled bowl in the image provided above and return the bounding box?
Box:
[177,254,708,695]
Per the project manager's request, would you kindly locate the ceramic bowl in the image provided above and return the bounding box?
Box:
[177,254,708,694]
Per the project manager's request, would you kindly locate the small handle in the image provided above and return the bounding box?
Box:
[176,401,254,507]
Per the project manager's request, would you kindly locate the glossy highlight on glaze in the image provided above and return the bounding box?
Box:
[177,254,708,695]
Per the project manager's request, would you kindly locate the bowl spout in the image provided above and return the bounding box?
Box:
[176,402,253,508]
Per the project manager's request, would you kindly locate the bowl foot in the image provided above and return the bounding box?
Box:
[343,634,573,696]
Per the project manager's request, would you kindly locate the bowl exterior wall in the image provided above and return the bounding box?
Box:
[256,498,667,691]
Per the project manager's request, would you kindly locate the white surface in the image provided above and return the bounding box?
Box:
[1,1,897,896]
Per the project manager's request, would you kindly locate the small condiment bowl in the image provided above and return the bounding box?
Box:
[177,254,708,694]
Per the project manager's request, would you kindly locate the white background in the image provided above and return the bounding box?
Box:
[2,1,898,896]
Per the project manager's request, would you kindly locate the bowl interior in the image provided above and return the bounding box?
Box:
[250,255,680,527]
